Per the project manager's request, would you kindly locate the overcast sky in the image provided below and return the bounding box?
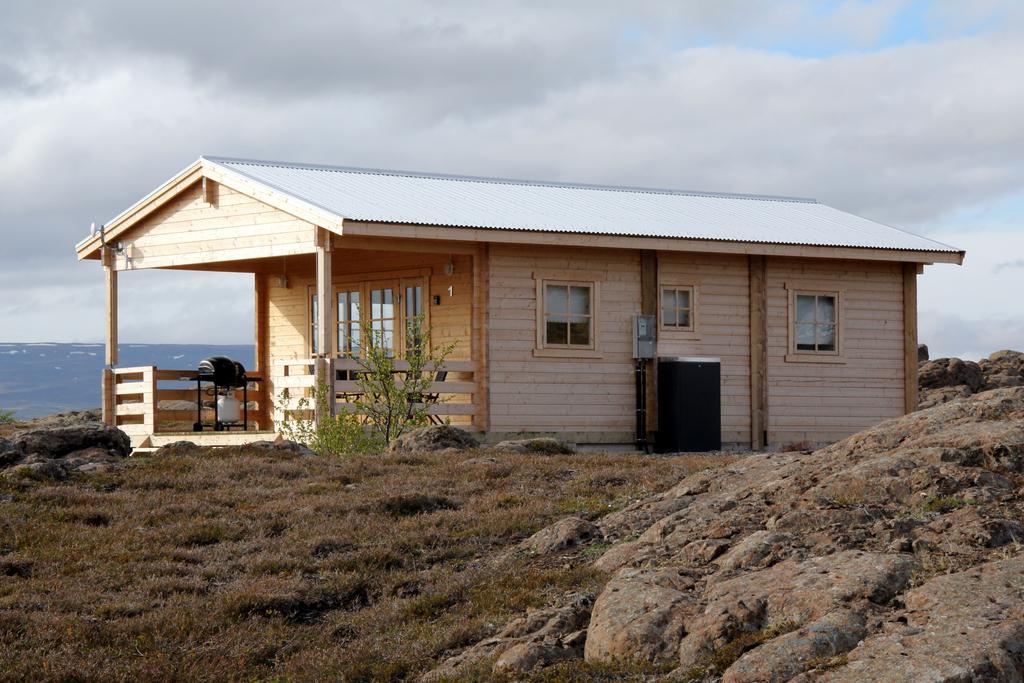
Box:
[1,0,1022,360]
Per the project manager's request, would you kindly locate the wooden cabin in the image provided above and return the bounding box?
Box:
[75,157,964,451]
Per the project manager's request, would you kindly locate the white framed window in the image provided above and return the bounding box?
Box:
[660,285,695,332]
[538,280,595,350]
[787,289,843,362]
[337,289,361,357]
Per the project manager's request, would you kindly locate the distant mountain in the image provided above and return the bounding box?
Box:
[0,343,255,418]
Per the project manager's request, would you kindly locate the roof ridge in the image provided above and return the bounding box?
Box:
[202,155,819,204]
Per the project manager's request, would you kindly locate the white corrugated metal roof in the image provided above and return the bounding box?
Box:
[204,156,960,254]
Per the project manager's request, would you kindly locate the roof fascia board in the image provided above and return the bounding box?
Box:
[201,160,345,235]
[75,161,204,260]
[341,220,964,265]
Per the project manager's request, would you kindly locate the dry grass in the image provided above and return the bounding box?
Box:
[0,445,731,681]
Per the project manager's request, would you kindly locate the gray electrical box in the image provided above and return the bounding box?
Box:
[633,314,656,359]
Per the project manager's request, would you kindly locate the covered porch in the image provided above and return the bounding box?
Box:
[81,167,488,449]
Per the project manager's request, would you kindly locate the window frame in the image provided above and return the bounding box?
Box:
[658,284,698,334]
[785,285,845,363]
[533,275,602,358]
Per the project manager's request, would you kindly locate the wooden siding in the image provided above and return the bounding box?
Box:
[486,244,639,440]
[113,181,315,270]
[485,248,907,448]
[765,257,906,446]
[657,252,752,446]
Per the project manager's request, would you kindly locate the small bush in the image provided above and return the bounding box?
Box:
[275,315,457,453]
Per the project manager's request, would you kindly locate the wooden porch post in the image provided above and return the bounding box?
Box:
[254,273,270,429]
[314,228,335,423]
[102,248,118,426]
[903,263,919,414]
[749,255,768,449]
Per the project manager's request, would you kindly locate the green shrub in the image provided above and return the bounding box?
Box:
[349,315,456,443]
[275,315,457,454]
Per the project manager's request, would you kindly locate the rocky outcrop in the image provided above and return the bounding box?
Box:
[386,425,479,453]
[919,349,1024,409]
[428,387,1024,681]
[0,423,132,480]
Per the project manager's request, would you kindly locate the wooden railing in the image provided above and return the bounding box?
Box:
[106,357,477,437]
[270,357,476,427]
[270,359,316,422]
[109,366,267,435]
[334,358,475,422]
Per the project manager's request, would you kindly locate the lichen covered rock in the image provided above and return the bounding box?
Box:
[1,423,132,480]
[387,425,479,453]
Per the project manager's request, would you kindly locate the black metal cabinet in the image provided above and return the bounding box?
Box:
[656,357,721,453]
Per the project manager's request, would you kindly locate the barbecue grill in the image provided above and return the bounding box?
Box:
[192,356,257,432]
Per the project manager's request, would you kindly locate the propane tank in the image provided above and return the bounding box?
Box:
[217,393,241,423]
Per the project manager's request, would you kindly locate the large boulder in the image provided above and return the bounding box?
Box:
[918,357,985,392]
[13,424,131,459]
[584,568,694,664]
[386,425,479,453]
[1,423,131,480]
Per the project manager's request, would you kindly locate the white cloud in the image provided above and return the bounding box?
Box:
[0,1,1022,353]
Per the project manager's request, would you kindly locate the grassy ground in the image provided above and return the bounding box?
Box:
[0,445,732,681]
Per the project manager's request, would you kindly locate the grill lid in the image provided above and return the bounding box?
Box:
[197,356,247,387]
